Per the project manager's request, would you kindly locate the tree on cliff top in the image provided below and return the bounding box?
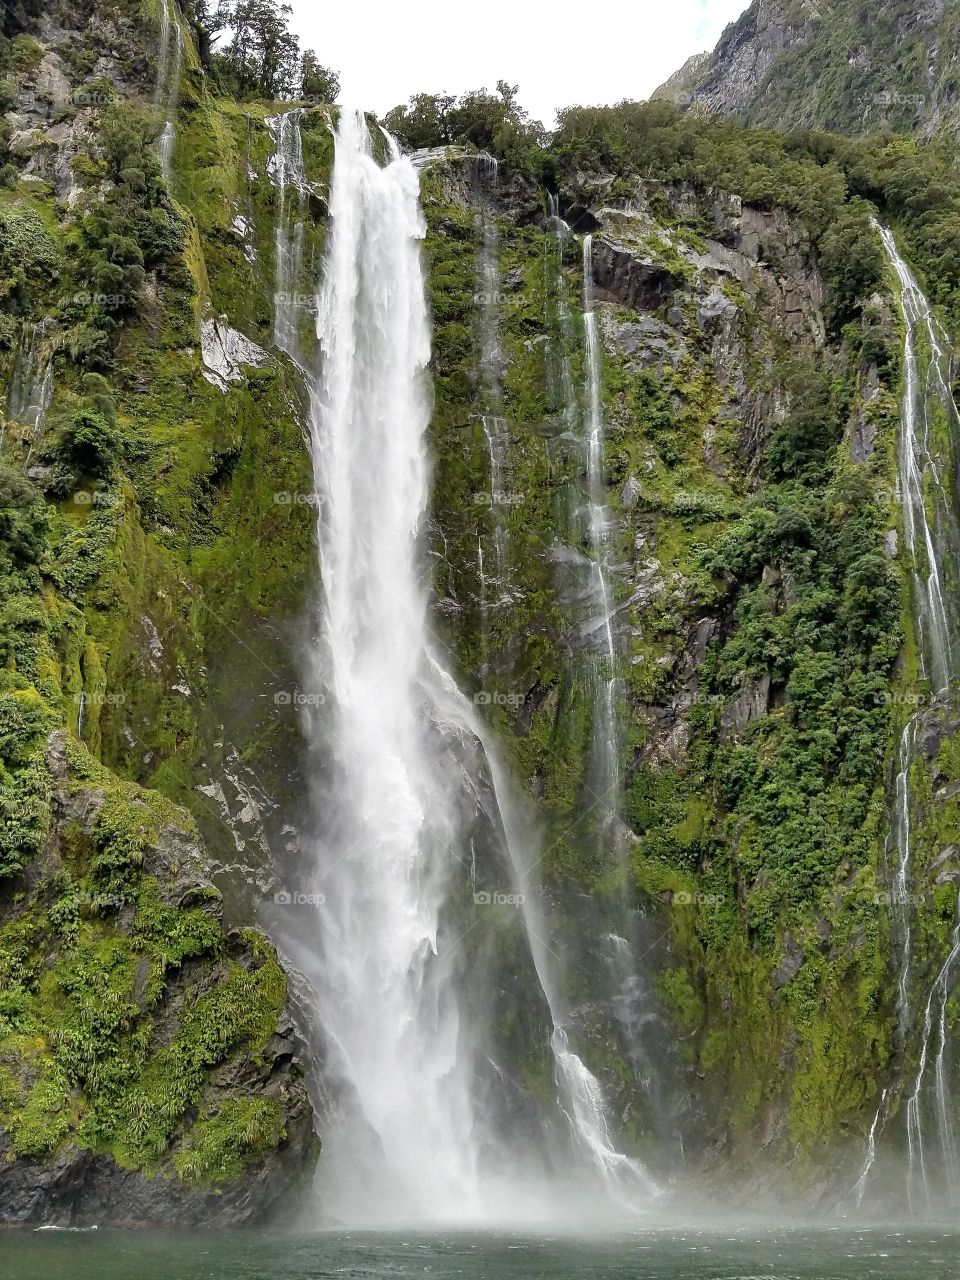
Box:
[191,0,338,102]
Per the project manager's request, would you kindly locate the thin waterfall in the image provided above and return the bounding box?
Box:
[269,109,657,1225]
[878,225,960,688]
[4,320,55,459]
[581,236,621,829]
[267,108,309,362]
[425,654,661,1207]
[865,225,960,1212]
[541,200,670,1175]
[474,155,510,601]
[154,0,183,186]
[891,716,919,1037]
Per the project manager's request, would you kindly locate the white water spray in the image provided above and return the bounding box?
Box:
[272,109,657,1225]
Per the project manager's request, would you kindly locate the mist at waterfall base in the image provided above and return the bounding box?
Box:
[263,108,658,1230]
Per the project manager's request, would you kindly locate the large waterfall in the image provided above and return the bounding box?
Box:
[266,108,657,1226]
[872,226,960,1212]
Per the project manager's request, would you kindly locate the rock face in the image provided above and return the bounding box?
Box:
[201,318,272,391]
[0,735,316,1227]
[658,0,960,139]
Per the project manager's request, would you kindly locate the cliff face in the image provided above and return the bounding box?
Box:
[2,0,959,1222]
[420,153,914,1197]
[0,0,323,1224]
[658,0,960,139]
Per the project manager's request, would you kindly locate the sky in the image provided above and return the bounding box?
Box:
[288,0,753,127]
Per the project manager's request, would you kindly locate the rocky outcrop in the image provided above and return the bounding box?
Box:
[590,236,686,312]
[201,318,272,391]
[0,734,317,1227]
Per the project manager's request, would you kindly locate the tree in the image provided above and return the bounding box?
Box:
[300,52,339,103]
[210,0,301,100]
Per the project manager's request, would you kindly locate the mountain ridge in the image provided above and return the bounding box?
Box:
[656,0,960,138]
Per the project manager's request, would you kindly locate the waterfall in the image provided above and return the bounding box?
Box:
[295,107,480,1223]
[581,236,621,827]
[267,108,309,362]
[872,225,960,1212]
[154,0,183,186]
[878,225,960,689]
[4,320,55,458]
[474,156,511,602]
[424,654,661,1208]
[269,108,656,1226]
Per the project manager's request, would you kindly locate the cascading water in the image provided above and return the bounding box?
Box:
[267,108,310,362]
[864,225,960,1212]
[474,156,511,611]
[154,0,183,186]
[878,226,960,689]
[272,108,656,1226]
[581,235,622,827]
[3,320,55,458]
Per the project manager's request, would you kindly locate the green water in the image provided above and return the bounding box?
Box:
[0,1226,957,1279]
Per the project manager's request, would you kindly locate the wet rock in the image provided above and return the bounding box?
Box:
[720,676,771,739]
[621,475,643,508]
[772,931,804,990]
[920,719,944,760]
[0,733,316,1228]
[201,318,271,391]
[590,236,686,312]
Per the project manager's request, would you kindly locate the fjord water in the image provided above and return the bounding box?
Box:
[269,109,649,1226]
[4,1226,960,1280]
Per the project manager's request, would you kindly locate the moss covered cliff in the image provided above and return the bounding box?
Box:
[2,0,960,1223]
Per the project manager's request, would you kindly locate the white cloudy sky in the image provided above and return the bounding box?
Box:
[288,0,752,126]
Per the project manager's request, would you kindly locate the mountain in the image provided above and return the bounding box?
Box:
[657,0,960,138]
